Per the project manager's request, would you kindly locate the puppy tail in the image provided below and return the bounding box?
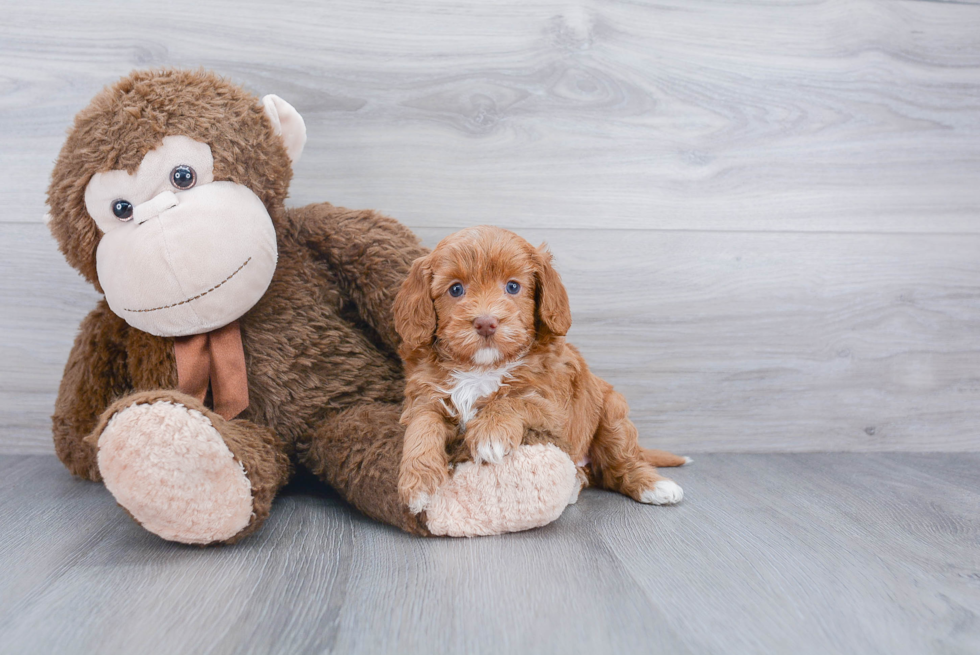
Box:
[640,448,690,468]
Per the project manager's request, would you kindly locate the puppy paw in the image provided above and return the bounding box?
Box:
[407,492,431,515]
[398,463,448,514]
[466,417,522,465]
[640,480,684,505]
[473,438,509,465]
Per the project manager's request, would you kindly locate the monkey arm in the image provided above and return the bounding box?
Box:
[288,203,428,353]
[52,300,131,481]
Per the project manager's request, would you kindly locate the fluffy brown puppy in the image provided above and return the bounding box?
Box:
[46,69,580,544]
[393,226,688,513]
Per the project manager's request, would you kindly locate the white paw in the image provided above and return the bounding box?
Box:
[408,492,430,515]
[640,480,684,505]
[682,456,693,465]
[474,439,507,465]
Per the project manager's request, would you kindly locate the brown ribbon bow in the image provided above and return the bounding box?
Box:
[173,320,249,420]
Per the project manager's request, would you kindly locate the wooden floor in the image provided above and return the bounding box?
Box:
[0,453,977,655]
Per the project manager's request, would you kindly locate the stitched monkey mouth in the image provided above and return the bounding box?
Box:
[122,257,252,313]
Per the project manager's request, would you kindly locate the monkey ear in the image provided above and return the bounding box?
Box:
[393,255,437,355]
[533,243,572,338]
[261,94,307,163]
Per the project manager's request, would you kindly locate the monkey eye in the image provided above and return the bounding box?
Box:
[170,165,197,190]
[505,280,521,295]
[448,283,465,298]
[111,199,134,221]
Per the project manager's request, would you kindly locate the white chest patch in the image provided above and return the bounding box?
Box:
[440,360,523,430]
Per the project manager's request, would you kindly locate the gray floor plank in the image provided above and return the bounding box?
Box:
[0,454,977,655]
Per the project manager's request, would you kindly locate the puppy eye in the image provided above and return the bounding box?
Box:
[111,199,133,221]
[170,165,197,190]
[505,281,521,294]
[448,283,465,298]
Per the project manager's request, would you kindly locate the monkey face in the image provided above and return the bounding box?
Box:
[84,135,278,337]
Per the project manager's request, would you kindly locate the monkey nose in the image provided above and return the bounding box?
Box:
[134,191,179,225]
[473,315,498,337]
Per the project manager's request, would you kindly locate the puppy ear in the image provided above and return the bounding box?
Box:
[533,243,571,338]
[394,255,437,354]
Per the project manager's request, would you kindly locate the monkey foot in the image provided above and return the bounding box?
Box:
[422,444,579,537]
[96,400,254,544]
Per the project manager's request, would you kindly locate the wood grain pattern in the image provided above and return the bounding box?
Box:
[2,0,980,454]
[2,0,980,233]
[0,453,977,654]
[4,223,978,454]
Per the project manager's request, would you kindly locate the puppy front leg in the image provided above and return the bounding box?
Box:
[399,410,454,514]
[465,398,548,465]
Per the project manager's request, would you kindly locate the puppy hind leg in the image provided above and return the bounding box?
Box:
[591,390,684,505]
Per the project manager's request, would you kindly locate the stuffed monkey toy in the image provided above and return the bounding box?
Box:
[45,69,580,544]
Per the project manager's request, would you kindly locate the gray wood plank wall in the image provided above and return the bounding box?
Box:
[2,0,979,454]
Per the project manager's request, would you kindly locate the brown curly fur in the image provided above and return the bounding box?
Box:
[48,69,429,541]
[393,226,686,506]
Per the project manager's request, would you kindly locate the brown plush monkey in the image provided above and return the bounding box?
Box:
[46,69,580,544]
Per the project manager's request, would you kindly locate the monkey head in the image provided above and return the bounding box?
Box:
[46,69,306,337]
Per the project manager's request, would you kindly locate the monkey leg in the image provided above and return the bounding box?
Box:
[88,390,292,545]
[298,402,428,534]
[298,402,580,538]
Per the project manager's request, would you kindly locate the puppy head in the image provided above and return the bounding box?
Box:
[394,226,571,366]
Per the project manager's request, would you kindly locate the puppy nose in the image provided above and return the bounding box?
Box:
[473,315,498,337]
